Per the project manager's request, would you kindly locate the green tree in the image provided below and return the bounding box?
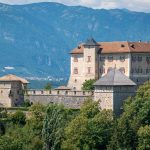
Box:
[137,125,150,150]
[10,110,26,125]
[22,99,31,107]
[42,104,74,150]
[108,81,150,150]
[44,83,52,90]
[62,99,113,150]
[82,79,96,91]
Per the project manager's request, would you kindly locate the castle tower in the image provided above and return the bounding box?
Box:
[68,37,100,90]
[94,68,136,116]
[0,74,29,107]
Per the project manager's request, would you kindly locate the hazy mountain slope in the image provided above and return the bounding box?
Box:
[0,2,150,78]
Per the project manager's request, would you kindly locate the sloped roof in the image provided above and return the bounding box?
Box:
[70,41,150,54]
[83,37,100,46]
[94,69,136,86]
[0,74,29,84]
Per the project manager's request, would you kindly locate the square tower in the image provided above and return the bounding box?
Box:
[68,38,99,90]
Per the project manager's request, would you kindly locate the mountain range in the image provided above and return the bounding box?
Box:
[0,2,150,79]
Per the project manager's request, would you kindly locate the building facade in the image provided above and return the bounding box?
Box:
[0,74,29,107]
[68,38,150,90]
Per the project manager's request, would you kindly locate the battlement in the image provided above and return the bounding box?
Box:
[27,89,94,97]
[25,90,94,109]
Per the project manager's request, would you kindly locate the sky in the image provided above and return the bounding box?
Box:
[0,0,150,13]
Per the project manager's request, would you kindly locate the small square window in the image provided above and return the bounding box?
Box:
[74,68,78,74]
[87,56,91,62]
[88,67,91,74]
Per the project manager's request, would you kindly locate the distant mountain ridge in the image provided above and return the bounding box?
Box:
[0,2,150,79]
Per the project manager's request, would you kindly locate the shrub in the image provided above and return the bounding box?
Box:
[10,110,26,125]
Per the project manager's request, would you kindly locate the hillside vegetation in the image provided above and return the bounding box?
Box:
[0,81,150,149]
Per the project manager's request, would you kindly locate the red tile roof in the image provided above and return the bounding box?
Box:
[70,41,150,54]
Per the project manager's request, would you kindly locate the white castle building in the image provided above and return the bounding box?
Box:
[68,38,150,90]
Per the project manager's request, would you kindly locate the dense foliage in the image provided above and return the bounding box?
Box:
[44,83,52,90]
[82,79,96,91]
[0,81,150,149]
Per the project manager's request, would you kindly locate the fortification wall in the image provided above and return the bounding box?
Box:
[25,90,93,109]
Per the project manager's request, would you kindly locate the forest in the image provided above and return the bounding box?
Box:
[0,81,150,150]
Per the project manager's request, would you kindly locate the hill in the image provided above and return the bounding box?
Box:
[0,2,150,79]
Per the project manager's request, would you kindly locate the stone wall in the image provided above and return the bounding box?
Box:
[25,90,93,109]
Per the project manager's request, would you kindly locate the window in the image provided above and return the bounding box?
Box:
[146,56,150,64]
[132,56,136,62]
[87,56,91,62]
[119,67,125,74]
[146,68,150,74]
[74,79,77,83]
[65,91,68,95]
[57,91,59,95]
[88,67,91,74]
[138,56,142,61]
[120,56,125,62]
[41,91,43,94]
[131,68,134,74]
[100,68,105,74]
[100,56,105,61]
[135,68,142,73]
[108,56,113,62]
[74,57,78,62]
[74,68,78,74]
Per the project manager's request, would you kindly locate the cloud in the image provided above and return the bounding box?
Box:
[0,0,150,12]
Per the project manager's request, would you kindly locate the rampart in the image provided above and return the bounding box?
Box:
[25,90,94,109]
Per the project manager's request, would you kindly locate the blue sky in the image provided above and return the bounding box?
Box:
[0,0,150,12]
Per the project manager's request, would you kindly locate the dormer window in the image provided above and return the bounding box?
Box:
[121,44,125,47]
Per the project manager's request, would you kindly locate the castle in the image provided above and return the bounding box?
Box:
[0,38,150,115]
[68,38,150,90]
